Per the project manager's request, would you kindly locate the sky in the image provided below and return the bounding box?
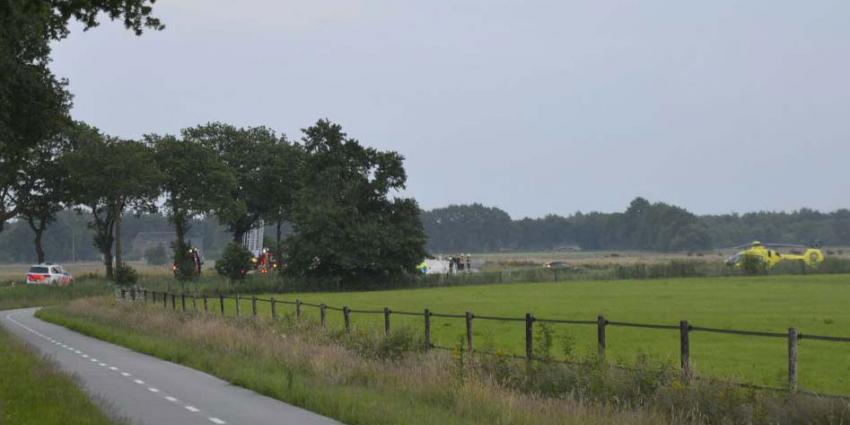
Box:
[49,0,850,219]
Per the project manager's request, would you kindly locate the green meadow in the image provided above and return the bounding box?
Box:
[209,274,850,394]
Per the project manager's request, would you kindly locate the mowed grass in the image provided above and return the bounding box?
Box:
[0,325,123,425]
[205,274,850,394]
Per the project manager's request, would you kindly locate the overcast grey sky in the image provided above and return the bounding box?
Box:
[50,0,850,218]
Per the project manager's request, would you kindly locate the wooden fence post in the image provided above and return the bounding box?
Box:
[121,289,126,299]
[252,296,257,318]
[219,294,225,316]
[789,327,799,393]
[130,288,136,301]
[597,315,607,362]
[424,309,431,350]
[320,304,327,328]
[163,292,167,308]
[384,307,391,336]
[171,293,176,310]
[191,295,197,311]
[181,294,186,311]
[680,320,691,381]
[270,297,277,319]
[203,294,208,313]
[343,306,351,333]
[465,311,474,355]
[235,294,241,317]
[296,299,302,319]
[526,313,534,360]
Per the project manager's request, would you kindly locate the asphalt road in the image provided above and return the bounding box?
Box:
[1,308,342,425]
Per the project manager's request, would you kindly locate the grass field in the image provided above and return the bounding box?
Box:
[202,274,850,395]
[0,324,123,425]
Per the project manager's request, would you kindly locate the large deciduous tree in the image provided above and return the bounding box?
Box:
[148,134,237,279]
[181,123,283,242]
[0,0,162,232]
[15,122,85,263]
[286,120,426,283]
[259,141,303,264]
[63,135,161,279]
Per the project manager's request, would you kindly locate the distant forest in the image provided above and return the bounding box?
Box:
[1,197,849,263]
[422,198,850,253]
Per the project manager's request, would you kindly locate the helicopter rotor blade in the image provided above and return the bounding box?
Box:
[760,243,809,249]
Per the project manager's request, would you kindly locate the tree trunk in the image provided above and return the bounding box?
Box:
[114,212,123,270]
[34,226,45,264]
[26,217,47,264]
[104,249,114,279]
[34,228,45,263]
[276,219,282,255]
[90,204,115,280]
[174,216,187,246]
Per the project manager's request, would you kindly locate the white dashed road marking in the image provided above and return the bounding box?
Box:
[4,312,228,424]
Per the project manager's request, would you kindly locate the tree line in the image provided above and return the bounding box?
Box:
[3,119,427,283]
[422,198,850,253]
[4,197,849,264]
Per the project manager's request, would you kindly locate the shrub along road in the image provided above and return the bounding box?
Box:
[0,308,340,425]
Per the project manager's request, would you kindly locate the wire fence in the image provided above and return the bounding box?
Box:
[119,288,850,397]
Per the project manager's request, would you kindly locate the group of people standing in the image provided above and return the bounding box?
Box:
[448,254,472,274]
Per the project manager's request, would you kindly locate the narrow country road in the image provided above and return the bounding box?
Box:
[1,308,342,425]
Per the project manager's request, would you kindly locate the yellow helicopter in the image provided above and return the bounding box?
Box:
[725,241,824,269]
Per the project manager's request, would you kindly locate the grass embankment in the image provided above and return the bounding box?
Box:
[0,325,124,425]
[208,274,850,394]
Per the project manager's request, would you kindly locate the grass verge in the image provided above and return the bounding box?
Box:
[0,324,124,425]
[38,297,850,425]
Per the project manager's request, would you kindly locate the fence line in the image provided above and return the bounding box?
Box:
[120,288,850,396]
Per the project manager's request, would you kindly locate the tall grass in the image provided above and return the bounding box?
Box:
[0,278,115,310]
[39,297,850,425]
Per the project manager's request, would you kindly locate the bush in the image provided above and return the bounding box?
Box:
[114,263,138,286]
[172,240,198,281]
[739,253,768,275]
[144,243,168,266]
[215,242,253,282]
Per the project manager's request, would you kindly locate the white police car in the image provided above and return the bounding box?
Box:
[26,264,74,286]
